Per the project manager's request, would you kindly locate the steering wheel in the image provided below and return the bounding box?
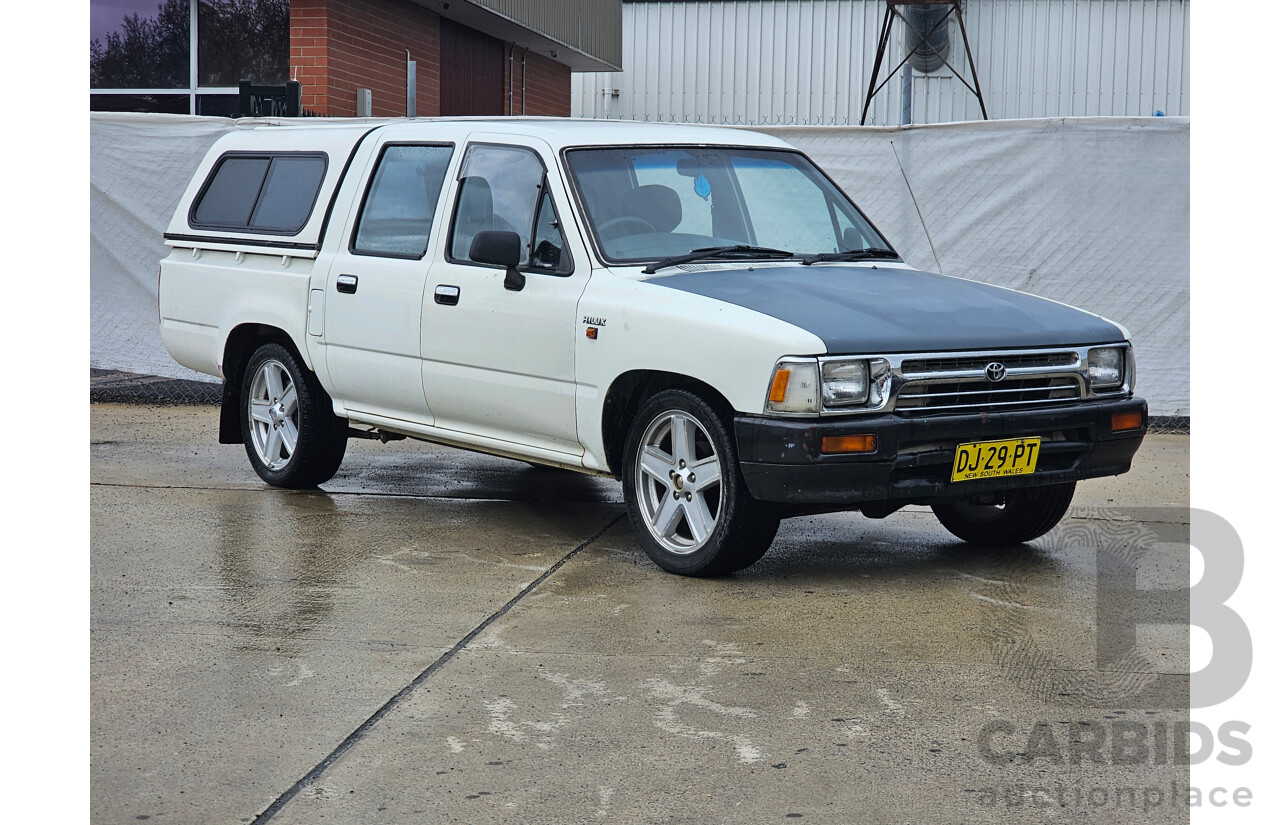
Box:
[596,215,658,239]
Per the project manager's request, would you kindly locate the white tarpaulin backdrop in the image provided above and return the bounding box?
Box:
[91,113,1189,415]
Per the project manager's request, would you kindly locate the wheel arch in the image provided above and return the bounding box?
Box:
[600,369,735,478]
[218,324,308,444]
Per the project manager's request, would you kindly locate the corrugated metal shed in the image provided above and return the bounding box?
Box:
[461,0,624,69]
[572,0,1189,124]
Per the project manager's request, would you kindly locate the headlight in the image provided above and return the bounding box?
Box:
[821,359,869,406]
[1087,346,1125,390]
[767,357,890,414]
[766,358,820,414]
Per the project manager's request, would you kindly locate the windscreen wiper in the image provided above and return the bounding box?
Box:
[642,245,794,274]
[800,248,900,265]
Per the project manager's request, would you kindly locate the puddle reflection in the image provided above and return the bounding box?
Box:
[337,455,622,503]
[215,490,352,655]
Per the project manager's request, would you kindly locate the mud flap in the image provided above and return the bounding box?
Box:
[219,381,243,444]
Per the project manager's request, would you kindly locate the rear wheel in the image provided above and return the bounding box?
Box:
[241,343,347,488]
[931,482,1076,545]
[622,390,779,576]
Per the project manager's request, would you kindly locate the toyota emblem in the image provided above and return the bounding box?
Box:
[985,362,1007,382]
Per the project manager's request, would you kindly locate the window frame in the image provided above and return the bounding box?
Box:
[444,142,574,277]
[348,141,457,261]
[90,0,281,114]
[188,150,328,236]
[526,178,575,277]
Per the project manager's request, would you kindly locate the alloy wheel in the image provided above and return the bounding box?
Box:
[634,410,725,554]
[247,358,299,471]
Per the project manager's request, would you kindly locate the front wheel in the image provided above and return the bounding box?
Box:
[241,343,347,489]
[931,482,1076,545]
[622,390,779,576]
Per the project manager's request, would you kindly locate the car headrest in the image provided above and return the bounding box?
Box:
[457,176,493,224]
[623,184,682,233]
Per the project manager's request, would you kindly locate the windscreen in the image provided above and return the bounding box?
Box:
[565,146,890,262]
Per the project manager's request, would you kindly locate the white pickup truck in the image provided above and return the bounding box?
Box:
[159,118,1147,576]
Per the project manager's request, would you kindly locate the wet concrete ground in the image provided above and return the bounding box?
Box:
[91,403,1191,824]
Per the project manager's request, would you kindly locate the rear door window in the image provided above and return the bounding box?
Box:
[352,144,455,258]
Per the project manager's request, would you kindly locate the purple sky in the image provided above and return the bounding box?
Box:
[91,0,167,43]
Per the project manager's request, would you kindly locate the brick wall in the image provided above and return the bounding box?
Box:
[290,0,441,117]
[291,0,572,118]
[504,47,572,117]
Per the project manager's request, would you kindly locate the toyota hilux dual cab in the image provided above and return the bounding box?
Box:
[159,118,1146,576]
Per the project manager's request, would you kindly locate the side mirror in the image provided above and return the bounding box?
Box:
[469,230,526,291]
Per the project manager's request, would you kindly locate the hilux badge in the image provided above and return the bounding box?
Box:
[985,362,1007,382]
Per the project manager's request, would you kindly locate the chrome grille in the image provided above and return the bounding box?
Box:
[895,375,1083,414]
[801,345,1128,418]
[900,351,1078,374]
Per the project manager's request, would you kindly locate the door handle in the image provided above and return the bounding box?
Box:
[434,284,460,306]
[336,274,358,294]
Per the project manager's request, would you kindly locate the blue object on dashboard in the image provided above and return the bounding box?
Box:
[694,173,711,200]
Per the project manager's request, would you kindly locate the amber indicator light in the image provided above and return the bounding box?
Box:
[768,369,791,403]
[1111,411,1143,433]
[586,327,598,339]
[821,434,878,454]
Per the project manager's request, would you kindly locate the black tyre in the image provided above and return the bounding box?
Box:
[931,482,1076,545]
[240,343,348,489]
[622,389,779,576]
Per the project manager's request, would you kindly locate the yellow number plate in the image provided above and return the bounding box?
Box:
[950,437,1042,482]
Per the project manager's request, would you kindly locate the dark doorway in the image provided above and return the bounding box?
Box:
[440,18,505,116]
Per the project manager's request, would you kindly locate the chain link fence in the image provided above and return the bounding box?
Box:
[1147,417,1189,435]
[90,369,221,406]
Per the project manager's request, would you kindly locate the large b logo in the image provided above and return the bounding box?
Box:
[1187,510,1251,708]
[980,508,1250,709]
[1096,509,1252,708]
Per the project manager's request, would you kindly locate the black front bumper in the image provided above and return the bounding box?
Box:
[735,398,1148,508]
